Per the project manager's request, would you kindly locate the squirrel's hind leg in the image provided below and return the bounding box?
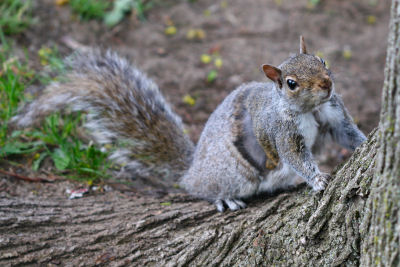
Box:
[215,200,225,212]
[215,199,247,212]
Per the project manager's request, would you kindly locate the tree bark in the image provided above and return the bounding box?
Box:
[0,1,399,266]
[360,1,400,265]
[0,133,378,266]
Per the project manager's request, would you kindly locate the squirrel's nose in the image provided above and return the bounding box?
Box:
[320,79,332,91]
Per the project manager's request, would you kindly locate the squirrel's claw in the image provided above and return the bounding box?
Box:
[312,173,331,191]
[215,199,225,212]
[232,199,247,209]
[215,199,247,212]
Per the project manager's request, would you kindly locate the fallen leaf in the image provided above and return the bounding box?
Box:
[207,70,218,83]
[214,58,223,69]
[367,15,377,25]
[201,54,212,64]
[183,95,196,106]
[55,0,69,5]
[165,26,177,35]
[342,49,352,60]
[164,16,174,26]
[187,29,206,40]
[209,44,221,55]
[196,29,206,40]
[186,29,196,39]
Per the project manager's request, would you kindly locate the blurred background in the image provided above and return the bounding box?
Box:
[0,0,391,183]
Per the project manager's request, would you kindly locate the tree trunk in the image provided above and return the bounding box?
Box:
[360,0,400,265]
[0,133,378,267]
[1,1,399,266]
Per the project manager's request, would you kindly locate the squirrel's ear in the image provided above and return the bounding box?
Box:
[262,64,282,88]
[300,35,307,54]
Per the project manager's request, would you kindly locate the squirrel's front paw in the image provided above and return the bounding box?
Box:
[311,173,331,191]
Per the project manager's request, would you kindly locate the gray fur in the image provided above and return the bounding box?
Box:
[181,52,367,210]
[12,50,194,182]
[12,48,367,212]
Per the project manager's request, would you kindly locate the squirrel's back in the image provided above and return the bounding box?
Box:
[12,50,194,181]
[181,82,277,201]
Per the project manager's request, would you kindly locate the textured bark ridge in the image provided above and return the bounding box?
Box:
[360,0,400,265]
[0,133,377,266]
[1,1,399,266]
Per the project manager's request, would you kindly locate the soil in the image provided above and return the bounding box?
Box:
[2,0,391,200]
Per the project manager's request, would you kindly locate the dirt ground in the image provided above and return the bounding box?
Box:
[2,0,391,198]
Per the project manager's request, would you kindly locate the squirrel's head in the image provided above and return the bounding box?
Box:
[262,36,333,113]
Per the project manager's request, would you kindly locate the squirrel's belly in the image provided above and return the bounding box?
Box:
[297,112,319,149]
[257,163,299,193]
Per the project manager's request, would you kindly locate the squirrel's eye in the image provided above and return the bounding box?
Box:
[320,58,326,66]
[287,79,297,90]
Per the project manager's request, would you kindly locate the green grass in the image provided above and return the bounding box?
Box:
[27,113,112,181]
[104,0,157,26]
[0,33,33,144]
[0,0,34,35]
[0,35,111,183]
[67,0,158,26]
[69,0,111,20]
[132,0,156,21]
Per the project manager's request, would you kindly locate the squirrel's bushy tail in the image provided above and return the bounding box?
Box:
[12,50,194,181]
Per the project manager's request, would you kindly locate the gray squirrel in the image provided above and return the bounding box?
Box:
[12,36,366,212]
